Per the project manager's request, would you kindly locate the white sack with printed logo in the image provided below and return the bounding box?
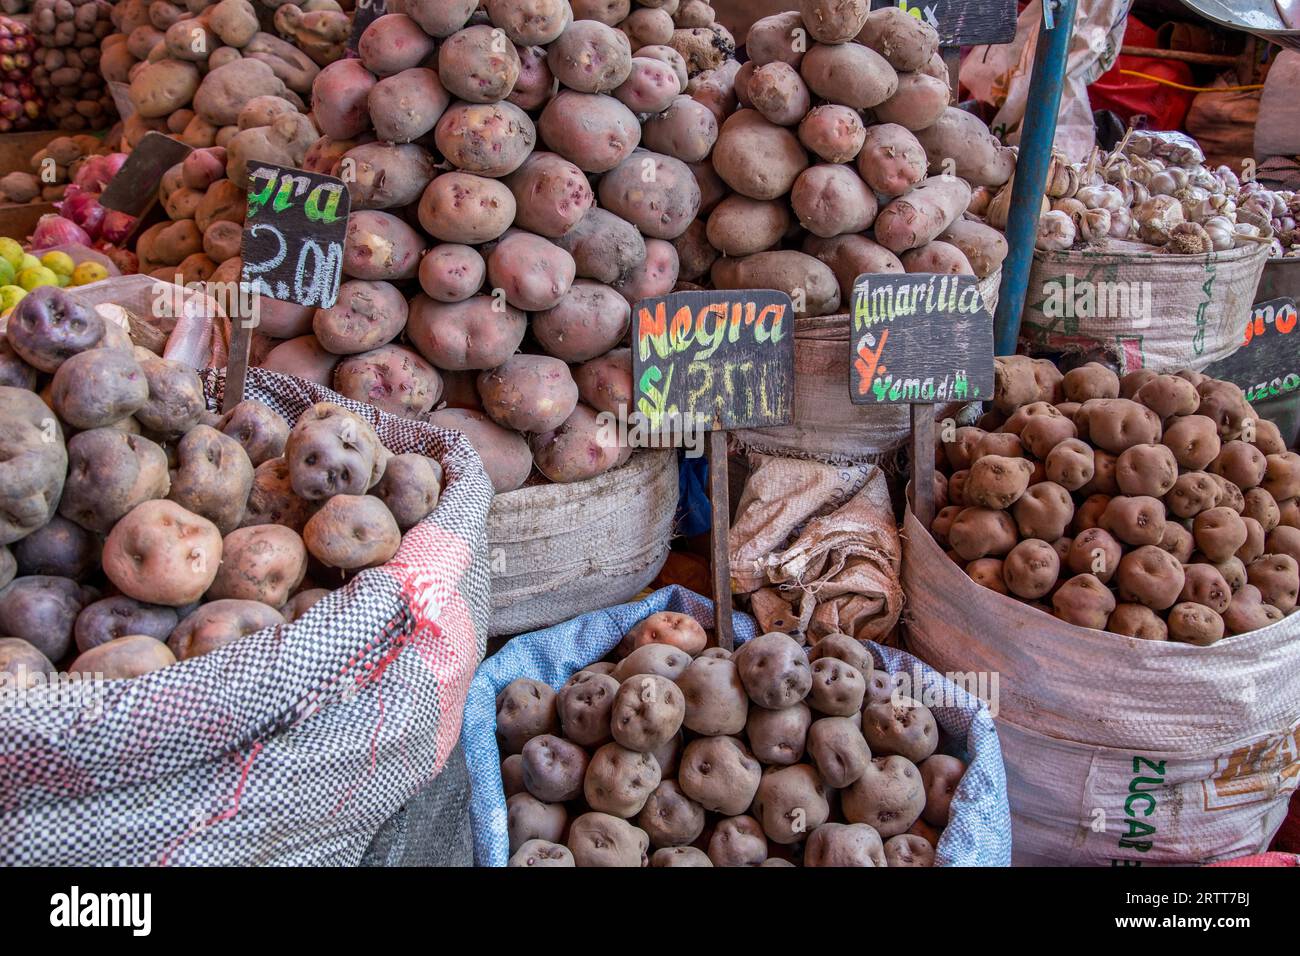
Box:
[902,509,1300,866]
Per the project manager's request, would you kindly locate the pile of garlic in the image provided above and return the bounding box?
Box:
[983,129,1293,256]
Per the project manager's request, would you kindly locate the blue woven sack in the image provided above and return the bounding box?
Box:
[463,586,1011,866]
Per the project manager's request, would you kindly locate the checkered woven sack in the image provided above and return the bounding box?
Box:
[0,368,494,866]
[462,585,1011,867]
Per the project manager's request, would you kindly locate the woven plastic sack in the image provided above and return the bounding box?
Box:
[486,449,678,638]
[0,367,494,866]
[462,585,1010,867]
[902,509,1300,866]
[1020,240,1269,374]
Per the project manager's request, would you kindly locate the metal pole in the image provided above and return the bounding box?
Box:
[993,0,1079,356]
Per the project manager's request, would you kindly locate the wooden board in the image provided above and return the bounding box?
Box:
[871,0,1017,48]
[0,130,64,177]
[630,288,796,433]
[848,272,995,405]
[99,131,192,217]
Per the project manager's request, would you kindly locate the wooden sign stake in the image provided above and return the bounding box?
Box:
[631,289,796,651]
[911,404,936,532]
[708,430,734,650]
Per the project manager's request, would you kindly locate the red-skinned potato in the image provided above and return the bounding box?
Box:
[478,355,579,434]
[206,524,307,607]
[67,635,176,680]
[167,599,284,660]
[610,674,684,752]
[373,454,442,531]
[1052,573,1116,629]
[707,814,768,867]
[1108,604,1169,640]
[303,495,401,570]
[627,610,708,655]
[0,637,54,687]
[426,408,534,494]
[920,754,966,827]
[103,499,222,607]
[862,696,938,763]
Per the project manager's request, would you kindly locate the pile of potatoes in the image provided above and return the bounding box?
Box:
[103,0,340,155]
[30,0,116,131]
[0,284,445,683]
[497,615,966,866]
[0,132,107,204]
[673,2,1015,313]
[930,358,1300,644]
[253,0,741,494]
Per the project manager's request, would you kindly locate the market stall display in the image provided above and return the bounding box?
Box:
[0,15,42,132]
[30,0,115,131]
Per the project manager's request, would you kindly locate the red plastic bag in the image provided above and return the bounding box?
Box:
[1089,17,1195,130]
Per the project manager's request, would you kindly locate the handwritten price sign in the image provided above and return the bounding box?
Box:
[632,289,795,434]
[240,164,350,311]
[876,0,1017,47]
[849,273,994,405]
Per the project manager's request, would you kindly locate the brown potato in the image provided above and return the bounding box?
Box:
[1019,413,1078,459]
[1165,471,1220,520]
[735,631,811,709]
[650,846,712,867]
[1116,545,1185,611]
[1003,538,1060,599]
[508,839,574,867]
[241,458,315,533]
[677,656,748,736]
[281,588,329,623]
[1243,488,1281,532]
[1211,441,1268,491]
[1102,495,1167,547]
[1194,506,1248,563]
[1263,452,1300,502]
[478,355,579,434]
[1267,525,1300,566]
[1162,414,1221,471]
[610,674,684,751]
[0,636,53,687]
[1011,482,1074,541]
[964,455,1033,509]
[167,599,284,660]
[1180,563,1232,613]
[679,735,762,815]
[1052,573,1116,629]
[67,634,175,680]
[808,657,867,716]
[1160,521,1196,564]
[103,500,222,607]
[638,780,705,849]
[1063,362,1120,403]
[1108,604,1169,640]
[1237,516,1266,564]
[1196,380,1253,440]
[806,632,873,677]
[1079,398,1162,453]
[1247,554,1299,613]
[285,403,386,501]
[217,400,289,467]
[1067,527,1121,582]
[373,454,442,532]
[167,425,253,535]
[862,696,938,763]
[1223,583,1284,635]
[752,763,830,844]
[841,754,925,838]
[496,677,559,755]
[804,821,886,867]
[745,701,811,766]
[1116,443,1179,497]
[807,715,871,789]
[948,507,1017,561]
[584,742,661,817]
[521,734,589,803]
[303,495,401,570]
[557,670,618,747]
[966,557,1007,594]
[1167,602,1225,646]
[206,524,307,607]
[49,347,147,430]
[508,793,566,851]
[1045,438,1094,490]
[918,753,964,827]
[612,643,691,683]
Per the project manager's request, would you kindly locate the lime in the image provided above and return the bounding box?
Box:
[41,251,75,276]
[0,237,24,269]
[19,253,41,273]
[17,266,59,291]
[72,261,108,286]
[0,258,14,287]
[0,284,27,311]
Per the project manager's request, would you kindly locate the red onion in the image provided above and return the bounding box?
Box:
[74,153,128,193]
[99,209,136,245]
[29,214,91,250]
[57,188,105,239]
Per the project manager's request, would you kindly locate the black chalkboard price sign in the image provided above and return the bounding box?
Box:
[1203,296,1300,448]
[871,0,1017,47]
[848,271,995,529]
[348,0,387,51]
[99,131,192,219]
[632,289,796,648]
[226,164,350,410]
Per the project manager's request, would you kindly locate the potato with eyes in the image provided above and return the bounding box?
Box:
[567,812,648,867]
[50,347,148,431]
[1210,441,1268,491]
[734,631,811,709]
[1209,474,1246,513]
[1116,545,1184,611]
[1243,488,1281,532]
[745,701,811,766]
[862,695,938,763]
[1052,573,1116,629]
[804,822,887,867]
[885,833,936,867]
[1247,554,1299,613]
[1237,516,1266,564]
[612,643,691,682]
[1101,495,1166,547]
[1180,563,1232,614]
[240,458,315,533]
[303,495,401,570]
[508,792,567,851]
[1045,438,1094,490]
[947,507,1017,561]
[752,763,830,844]
[1079,398,1162,453]
[558,670,618,747]
[584,742,661,817]
[1067,528,1122,583]
[217,399,289,467]
[1167,602,1225,646]
[637,780,705,849]
[373,453,442,531]
[1063,362,1120,403]
[807,715,871,789]
[807,632,873,677]
[1162,414,1221,470]
[1194,507,1248,563]
[1002,538,1060,600]
[135,355,206,439]
[1165,471,1220,520]
[206,524,307,607]
[495,677,559,755]
[627,610,708,655]
[1263,452,1300,502]
[966,558,1007,594]
[102,499,223,607]
[1223,584,1285,635]
[1159,522,1196,564]
[610,674,684,751]
[1011,482,1073,541]
[706,815,769,867]
[807,656,866,716]
[679,735,762,815]
[1019,413,1077,459]
[1196,379,1253,440]
[1108,604,1168,640]
[521,734,589,803]
[508,839,574,867]
[677,655,748,736]
[841,754,926,838]
[284,402,387,501]
[964,455,1033,509]
[168,425,254,535]
[1080,449,1120,496]
[5,286,106,372]
[1134,373,1198,418]
[1116,443,1178,498]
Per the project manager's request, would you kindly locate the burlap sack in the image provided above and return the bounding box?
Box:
[486,450,678,637]
[730,454,902,644]
[1020,240,1268,374]
[903,509,1300,866]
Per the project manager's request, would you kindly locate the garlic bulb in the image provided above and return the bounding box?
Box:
[1108,208,1133,239]
[1075,183,1125,213]
[1187,165,1218,191]
[1203,215,1235,251]
[1036,210,1077,251]
[1044,154,1079,198]
[1130,181,1150,207]
[1080,208,1112,244]
[1135,195,1185,245]
[1214,165,1241,197]
[1148,167,1190,196]
[1165,221,1213,255]
[1051,197,1087,225]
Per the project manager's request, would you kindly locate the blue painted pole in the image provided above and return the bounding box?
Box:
[993,0,1079,357]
